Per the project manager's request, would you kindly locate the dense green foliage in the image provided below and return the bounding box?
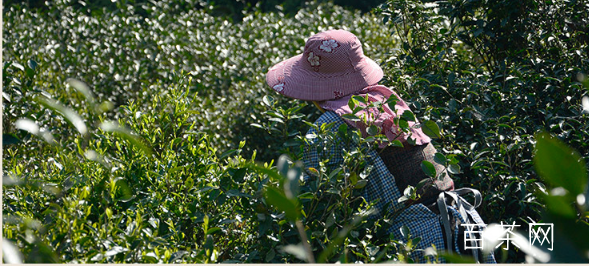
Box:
[3,0,589,263]
[3,0,403,263]
[5,0,386,21]
[378,0,589,261]
[381,0,589,219]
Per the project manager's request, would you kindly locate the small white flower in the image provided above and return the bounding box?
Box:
[319,39,339,53]
[273,83,285,92]
[307,52,320,67]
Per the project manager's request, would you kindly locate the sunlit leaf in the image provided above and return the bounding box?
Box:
[421,161,437,178]
[2,239,23,264]
[27,59,37,71]
[245,162,283,181]
[352,95,367,104]
[341,114,361,122]
[400,225,410,239]
[262,95,274,107]
[15,118,39,135]
[367,125,380,136]
[67,78,96,103]
[219,149,238,159]
[421,120,441,139]
[105,246,128,257]
[389,139,404,147]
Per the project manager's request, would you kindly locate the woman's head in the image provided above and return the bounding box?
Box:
[266,29,383,101]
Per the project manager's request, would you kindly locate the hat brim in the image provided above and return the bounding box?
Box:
[266,54,383,101]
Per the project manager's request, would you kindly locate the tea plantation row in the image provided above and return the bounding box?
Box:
[3,0,406,263]
[3,0,589,263]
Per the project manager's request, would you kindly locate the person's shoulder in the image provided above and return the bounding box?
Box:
[315,110,343,125]
[306,111,345,135]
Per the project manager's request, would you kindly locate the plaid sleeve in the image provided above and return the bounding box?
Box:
[302,111,347,178]
[302,111,448,263]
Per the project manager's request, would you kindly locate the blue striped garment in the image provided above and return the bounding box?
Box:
[302,111,496,263]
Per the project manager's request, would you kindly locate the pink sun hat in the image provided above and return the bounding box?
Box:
[266,30,384,101]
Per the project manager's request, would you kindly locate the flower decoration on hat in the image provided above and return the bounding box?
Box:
[273,83,285,92]
[307,52,321,71]
[319,39,339,53]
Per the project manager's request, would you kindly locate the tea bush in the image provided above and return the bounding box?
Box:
[379,0,589,261]
[3,0,589,263]
[3,0,398,162]
[2,0,405,263]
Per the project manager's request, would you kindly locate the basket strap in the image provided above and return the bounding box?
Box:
[437,192,454,255]
[436,188,483,260]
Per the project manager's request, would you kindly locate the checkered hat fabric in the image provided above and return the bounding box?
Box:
[266,30,384,101]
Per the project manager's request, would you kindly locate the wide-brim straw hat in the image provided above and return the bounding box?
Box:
[266,29,384,101]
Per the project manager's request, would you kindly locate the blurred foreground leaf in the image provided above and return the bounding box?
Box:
[36,96,88,136]
[534,132,587,196]
[2,239,23,264]
[100,121,152,155]
[264,186,299,221]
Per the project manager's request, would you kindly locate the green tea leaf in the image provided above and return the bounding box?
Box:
[543,194,576,219]
[27,59,37,71]
[421,120,441,139]
[448,164,461,174]
[265,249,276,262]
[352,95,367,104]
[219,149,238,159]
[355,179,368,189]
[264,186,299,221]
[3,134,21,145]
[421,161,437,178]
[262,95,274,107]
[367,125,380,136]
[245,162,283,182]
[400,225,410,239]
[433,153,447,166]
[341,114,361,122]
[206,227,222,235]
[389,140,404,147]
[401,110,416,122]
